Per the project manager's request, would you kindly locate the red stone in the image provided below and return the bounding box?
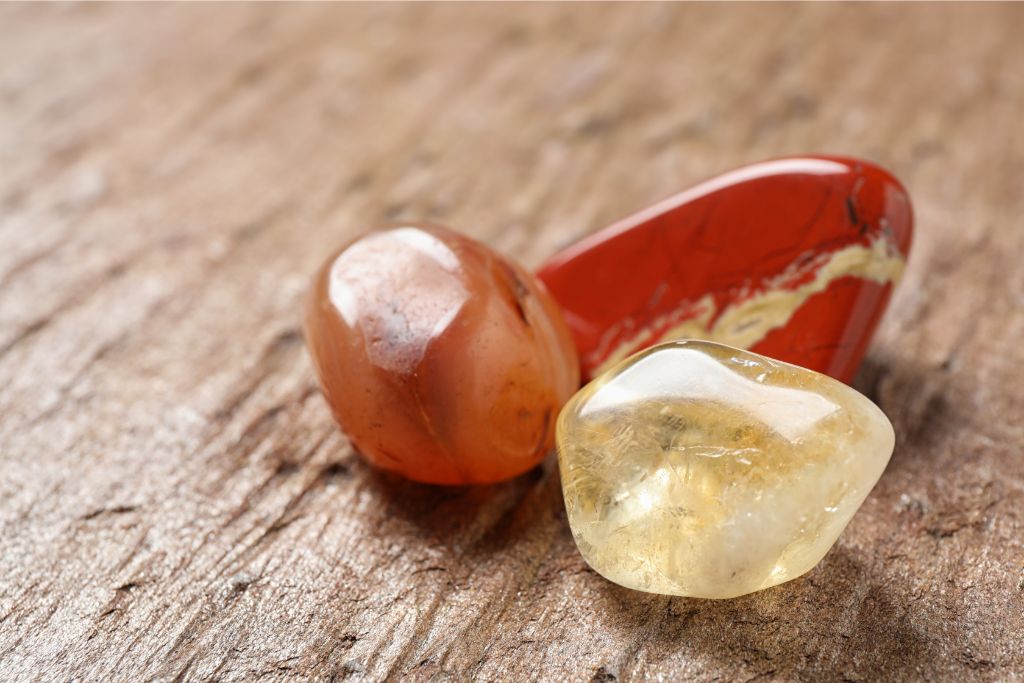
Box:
[537,157,913,383]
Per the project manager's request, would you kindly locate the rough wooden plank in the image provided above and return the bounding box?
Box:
[1,3,1023,681]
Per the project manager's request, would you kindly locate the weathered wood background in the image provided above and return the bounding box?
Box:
[2,3,1023,681]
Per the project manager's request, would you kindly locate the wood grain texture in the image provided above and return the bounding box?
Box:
[1,3,1022,681]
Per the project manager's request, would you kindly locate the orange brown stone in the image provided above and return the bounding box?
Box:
[304,224,579,485]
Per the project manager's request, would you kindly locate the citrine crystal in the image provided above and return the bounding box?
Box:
[556,340,894,598]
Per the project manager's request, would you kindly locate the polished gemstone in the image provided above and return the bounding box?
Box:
[305,224,579,485]
[538,157,913,383]
[556,340,895,599]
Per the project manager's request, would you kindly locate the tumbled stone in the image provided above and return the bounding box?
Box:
[305,224,579,485]
[538,156,913,383]
[556,340,895,598]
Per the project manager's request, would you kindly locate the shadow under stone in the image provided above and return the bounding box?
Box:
[589,544,949,680]
[356,453,564,556]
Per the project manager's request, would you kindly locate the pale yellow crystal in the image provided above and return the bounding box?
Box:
[556,340,895,599]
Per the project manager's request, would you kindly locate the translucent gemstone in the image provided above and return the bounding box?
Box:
[556,340,894,599]
[305,224,579,485]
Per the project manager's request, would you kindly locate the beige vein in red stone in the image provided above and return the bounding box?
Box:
[589,236,906,374]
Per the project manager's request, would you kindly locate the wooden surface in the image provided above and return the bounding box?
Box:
[2,4,1023,681]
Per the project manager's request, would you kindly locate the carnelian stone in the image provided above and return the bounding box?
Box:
[537,156,913,383]
[304,224,579,485]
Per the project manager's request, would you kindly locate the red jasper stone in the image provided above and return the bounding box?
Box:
[537,156,913,383]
